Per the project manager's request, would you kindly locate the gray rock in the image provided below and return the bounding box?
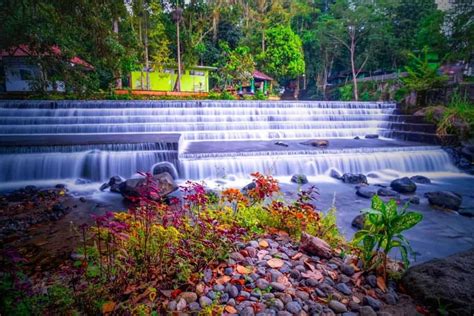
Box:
[424,191,462,210]
[366,275,377,288]
[226,284,239,298]
[342,173,368,184]
[459,207,474,217]
[401,196,420,205]
[358,306,377,316]
[335,283,352,295]
[295,290,310,301]
[176,298,186,311]
[291,174,308,185]
[340,263,355,276]
[390,177,416,194]
[213,284,225,292]
[219,293,229,303]
[363,296,382,311]
[384,293,397,305]
[118,172,176,199]
[300,232,332,259]
[257,278,270,289]
[270,298,285,310]
[199,296,212,307]
[286,301,302,314]
[179,292,198,303]
[351,214,366,230]
[402,248,474,315]
[275,141,289,147]
[328,300,348,313]
[410,175,431,184]
[277,312,292,316]
[152,161,178,180]
[230,251,246,262]
[167,300,177,311]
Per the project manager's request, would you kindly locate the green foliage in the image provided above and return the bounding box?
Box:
[338,84,353,101]
[352,196,423,275]
[258,26,305,83]
[253,90,267,100]
[214,43,255,89]
[429,93,474,139]
[402,47,448,99]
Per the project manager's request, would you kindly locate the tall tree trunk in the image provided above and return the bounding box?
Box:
[174,20,182,92]
[113,19,122,89]
[350,37,359,101]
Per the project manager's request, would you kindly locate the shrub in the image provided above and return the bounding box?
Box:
[352,195,423,278]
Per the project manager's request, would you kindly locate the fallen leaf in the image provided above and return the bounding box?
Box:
[301,270,323,281]
[352,296,361,304]
[267,258,284,268]
[236,265,252,274]
[196,283,205,296]
[304,261,316,272]
[225,305,238,313]
[259,240,269,248]
[377,276,387,292]
[277,275,291,287]
[236,295,247,303]
[327,270,338,281]
[216,275,231,285]
[171,289,182,299]
[292,253,303,260]
[102,301,115,314]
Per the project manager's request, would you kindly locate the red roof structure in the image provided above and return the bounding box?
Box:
[0,45,94,70]
[253,70,273,81]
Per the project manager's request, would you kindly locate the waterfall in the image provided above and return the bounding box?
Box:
[0,100,457,182]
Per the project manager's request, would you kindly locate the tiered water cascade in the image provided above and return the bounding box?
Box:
[0,100,457,183]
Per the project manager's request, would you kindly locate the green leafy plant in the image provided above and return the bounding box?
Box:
[352,195,423,278]
[436,92,474,139]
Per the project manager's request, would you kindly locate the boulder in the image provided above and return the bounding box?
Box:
[410,175,431,184]
[424,191,462,211]
[365,134,379,139]
[342,173,368,184]
[291,174,308,185]
[242,182,256,193]
[401,196,420,205]
[301,139,329,147]
[329,169,342,180]
[459,208,474,218]
[351,214,366,230]
[152,162,178,180]
[390,177,417,194]
[119,172,177,200]
[356,186,377,199]
[300,232,332,259]
[108,175,125,193]
[354,136,361,140]
[402,248,474,316]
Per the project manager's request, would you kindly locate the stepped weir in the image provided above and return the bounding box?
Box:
[0,100,457,182]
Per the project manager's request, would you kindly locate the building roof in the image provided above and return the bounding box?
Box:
[253,70,273,81]
[0,45,94,70]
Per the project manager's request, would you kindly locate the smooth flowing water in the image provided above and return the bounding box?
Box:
[0,100,458,182]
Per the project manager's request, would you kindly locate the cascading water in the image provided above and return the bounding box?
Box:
[0,100,457,182]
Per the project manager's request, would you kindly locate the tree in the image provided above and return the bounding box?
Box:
[258,26,305,84]
[215,44,255,89]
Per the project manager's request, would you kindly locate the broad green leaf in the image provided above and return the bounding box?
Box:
[393,212,423,233]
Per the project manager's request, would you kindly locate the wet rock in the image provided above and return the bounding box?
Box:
[242,182,257,193]
[342,173,368,184]
[365,134,379,139]
[390,177,416,194]
[226,284,239,298]
[366,275,377,288]
[401,248,474,315]
[241,306,255,316]
[301,139,329,147]
[424,191,462,211]
[328,300,347,313]
[377,188,400,197]
[79,197,86,203]
[356,186,377,199]
[99,182,110,191]
[291,174,308,185]
[270,282,286,292]
[274,141,289,147]
[459,208,474,217]
[55,183,66,189]
[256,278,270,289]
[363,296,382,311]
[152,161,178,180]
[189,302,201,311]
[351,214,366,230]
[118,172,176,200]
[401,196,420,205]
[330,169,342,180]
[410,175,431,184]
[300,232,332,259]
[354,136,361,140]
[75,178,91,185]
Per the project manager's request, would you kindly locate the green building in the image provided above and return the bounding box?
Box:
[130,66,216,92]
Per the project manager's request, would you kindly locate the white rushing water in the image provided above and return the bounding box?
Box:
[0,100,458,182]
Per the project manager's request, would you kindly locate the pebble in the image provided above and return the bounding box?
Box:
[240,290,251,299]
[384,293,397,305]
[224,267,233,275]
[199,296,212,307]
[167,300,177,311]
[335,283,352,295]
[270,298,285,310]
[179,292,197,303]
[363,296,382,311]
[296,290,310,301]
[176,298,186,311]
[226,284,239,298]
[340,263,355,276]
[328,300,348,313]
[214,284,225,292]
[241,306,256,316]
[219,293,229,303]
[257,278,270,289]
[286,301,302,314]
[270,282,286,292]
[189,302,201,311]
[366,274,377,288]
[230,251,246,262]
[206,290,217,299]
